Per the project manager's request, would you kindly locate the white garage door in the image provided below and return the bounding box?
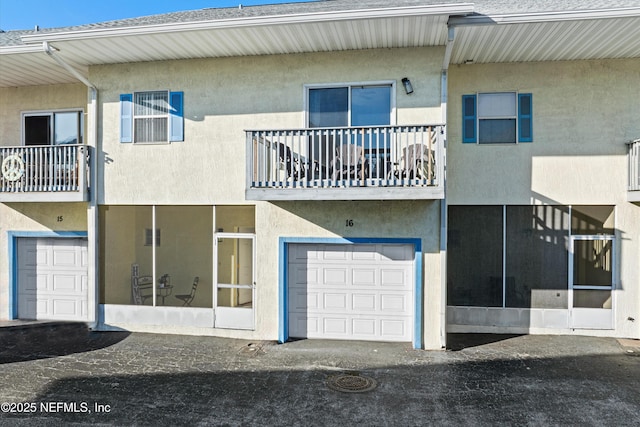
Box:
[17,238,88,321]
[288,243,414,342]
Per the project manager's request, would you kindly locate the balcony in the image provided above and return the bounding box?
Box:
[246,125,445,200]
[628,139,640,202]
[0,144,91,202]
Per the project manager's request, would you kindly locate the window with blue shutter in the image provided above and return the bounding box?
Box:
[120,94,133,143]
[462,94,477,143]
[169,91,184,142]
[464,92,533,144]
[120,90,184,143]
[518,93,533,143]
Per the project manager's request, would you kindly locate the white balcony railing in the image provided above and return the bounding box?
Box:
[246,125,444,198]
[628,139,640,192]
[0,144,90,200]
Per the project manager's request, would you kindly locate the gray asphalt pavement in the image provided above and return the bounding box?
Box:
[0,323,639,426]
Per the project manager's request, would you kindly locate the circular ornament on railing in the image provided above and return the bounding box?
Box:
[1,154,25,181]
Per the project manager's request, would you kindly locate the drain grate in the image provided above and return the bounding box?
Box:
[326,373,378,393]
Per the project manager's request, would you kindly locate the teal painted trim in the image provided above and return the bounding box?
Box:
[169,91,184,142]
[518,93,533,143]
[413,238,423,350]
[278,237,288,344]
[8,236,17,319]
[462,94,477,143]
[7,231,88,320]
[278,236,423,349]
[120,93,133,143]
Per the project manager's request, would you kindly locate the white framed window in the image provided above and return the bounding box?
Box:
[22,110,83,146]
[305,82,395,128]
[478,92,517,144]
[134,91,169,143]
[120,91,184,144]
[462,92,533,144]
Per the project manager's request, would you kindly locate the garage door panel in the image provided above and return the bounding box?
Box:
[52,299,80,317]
[81,246,88,268]
[380,244,413,261]
[322,249,349,261]
[323,293,347,310]
[289,313,319,336]
[18,238,88,321]
[288,243,414,342]
[52,274,81,292]
[20,272,38,292]
[18,296,38,320]
[19,245,38,267]
[380,293,409,312]
[351,245,377,260]
[380,319,408,338]
[324,317,348,335]
[52,249,79,267]
[36,243,51,263]
[352,318,376,336]
[324,268,348,286]
[352,293,376,311]
[290,265,318,285]
[288,288,318,310]
[352,268,376,286]
[381,268,410,288]
[36,274,50,291]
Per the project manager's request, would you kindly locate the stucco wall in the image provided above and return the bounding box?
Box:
[447,59,640,205]
[0,83,89,320]
[0,83,87,146]
[256,199,443,348]
[0,202,88,319]
[92,47,444,205]
[446,58,640,339]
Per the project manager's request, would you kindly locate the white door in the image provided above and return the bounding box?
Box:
[288,243,414,342]
[569,235,615,329]
[17,238,88,321]
[214,232,255,330]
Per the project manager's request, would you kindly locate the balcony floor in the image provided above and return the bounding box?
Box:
[246,185,444,201]
[0,190,89,202]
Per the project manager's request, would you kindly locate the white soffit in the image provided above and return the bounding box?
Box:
[450,8,640,64]
[1,5,471,87]
[0,49,88,87]
[21,15,452,65]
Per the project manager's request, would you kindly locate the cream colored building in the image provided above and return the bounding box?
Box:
[1,0,639,349]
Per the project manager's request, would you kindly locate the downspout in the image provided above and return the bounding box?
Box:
[439,26,455,349]
[43,41,100,330]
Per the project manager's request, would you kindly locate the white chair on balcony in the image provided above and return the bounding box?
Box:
[332,144,368,181]
[400,144,435,182]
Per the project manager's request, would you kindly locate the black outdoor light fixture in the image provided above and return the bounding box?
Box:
[402,77,414,95]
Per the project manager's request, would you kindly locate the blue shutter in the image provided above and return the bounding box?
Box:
[518,93,533,143]
[120,94,133,143]
[169,91,184,142]
[462,94,477,143]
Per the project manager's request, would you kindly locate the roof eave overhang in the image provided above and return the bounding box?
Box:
[448,6,640,27]
[21,3,475,43]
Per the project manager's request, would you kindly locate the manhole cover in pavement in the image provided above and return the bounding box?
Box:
[326,373,378,393]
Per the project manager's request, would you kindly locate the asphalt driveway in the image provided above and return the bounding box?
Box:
[0,323,639,426]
